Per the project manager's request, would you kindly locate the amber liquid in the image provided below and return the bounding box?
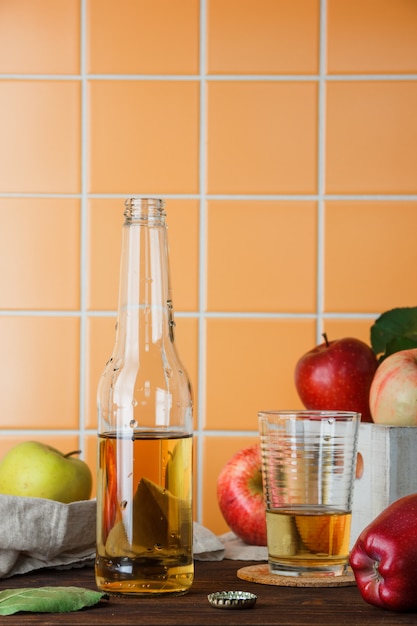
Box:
[266,506,351,576]
[95,432,193,596]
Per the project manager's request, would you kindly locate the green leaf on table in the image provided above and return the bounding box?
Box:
[0,586,107,615]
[370,306,417,362]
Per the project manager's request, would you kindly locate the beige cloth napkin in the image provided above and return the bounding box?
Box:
[0,496,265,578]
[0,496,97,578]
[218,531,268,561]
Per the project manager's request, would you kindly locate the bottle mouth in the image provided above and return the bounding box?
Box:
[124,197,166,222]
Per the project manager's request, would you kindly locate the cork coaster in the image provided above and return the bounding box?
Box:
[237,564,356,588]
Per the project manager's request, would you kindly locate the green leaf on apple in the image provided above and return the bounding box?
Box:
[370,306,417,362]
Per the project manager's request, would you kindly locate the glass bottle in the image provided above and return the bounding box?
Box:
[95,198,194,596]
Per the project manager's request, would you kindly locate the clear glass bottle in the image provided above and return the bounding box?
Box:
[95,198,194,596]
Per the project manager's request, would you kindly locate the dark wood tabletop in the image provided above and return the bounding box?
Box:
[1,559,417,625]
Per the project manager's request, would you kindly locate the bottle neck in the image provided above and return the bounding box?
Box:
[124,197,166,225]
[119,197,170,306]
[115,198,173,349]
[98,198,192,434]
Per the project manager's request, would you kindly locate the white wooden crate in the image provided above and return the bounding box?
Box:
[350,423,417,548]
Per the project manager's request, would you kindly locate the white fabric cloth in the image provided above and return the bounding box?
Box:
[0,496,96,578]
[0,496,266,578]
[218,531,268,561]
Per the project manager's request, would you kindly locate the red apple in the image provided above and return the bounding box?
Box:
[369,348,417,425]
[294,334,378,423]
[216,444,266,546]
[350,493,417,612]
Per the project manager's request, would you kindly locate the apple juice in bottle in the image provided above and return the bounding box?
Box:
[95,198,194,596]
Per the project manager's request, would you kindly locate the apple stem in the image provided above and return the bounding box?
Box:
[65,450,82,459]
[322,332,330,347]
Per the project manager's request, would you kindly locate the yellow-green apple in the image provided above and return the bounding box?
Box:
[294,334,378,422]
[369,348,417,425]
[0,441,92,503]
[216,444,266,546]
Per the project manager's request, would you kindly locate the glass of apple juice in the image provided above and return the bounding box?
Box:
[258,410,360,577]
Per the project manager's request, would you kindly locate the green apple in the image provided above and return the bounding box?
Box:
[0,441,92,503]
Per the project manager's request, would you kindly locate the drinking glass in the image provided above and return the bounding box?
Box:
[258,410,360,577]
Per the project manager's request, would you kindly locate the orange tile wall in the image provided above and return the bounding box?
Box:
[0,0,416,536]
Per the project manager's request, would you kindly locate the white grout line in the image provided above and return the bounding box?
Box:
[2,192,416,200]
[195,0,208,526]
[2,73,417,81]
[316,0,327,343]
[0,309,380,319]
[78,0,89,455]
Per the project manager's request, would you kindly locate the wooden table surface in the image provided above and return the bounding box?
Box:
[2,559,417,625]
